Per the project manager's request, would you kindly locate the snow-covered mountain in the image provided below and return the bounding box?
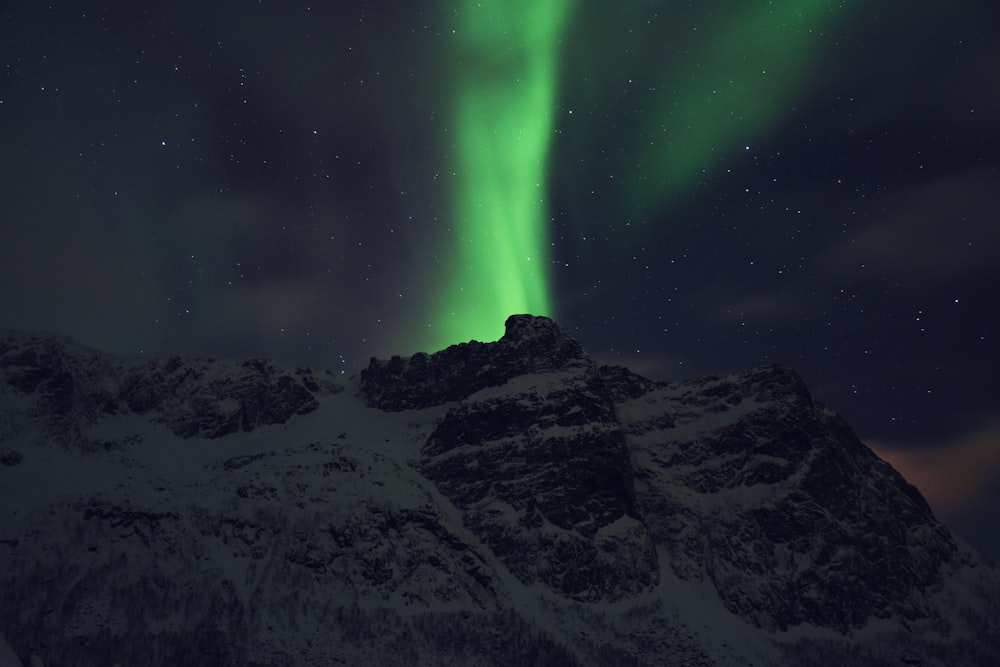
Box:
[1,315,997,666]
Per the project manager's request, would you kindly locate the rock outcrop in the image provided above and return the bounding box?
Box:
[0,317,997,666]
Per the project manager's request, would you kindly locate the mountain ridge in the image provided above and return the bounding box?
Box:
[0,316,997,665]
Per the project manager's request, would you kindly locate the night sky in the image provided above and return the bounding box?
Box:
[2,2,998,556]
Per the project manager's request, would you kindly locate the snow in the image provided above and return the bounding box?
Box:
[2,333,998,665]
[464,368,586,404]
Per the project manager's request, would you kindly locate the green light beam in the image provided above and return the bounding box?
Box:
[429,0,573,349]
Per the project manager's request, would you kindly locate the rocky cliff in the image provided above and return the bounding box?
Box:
[0,317,997,666]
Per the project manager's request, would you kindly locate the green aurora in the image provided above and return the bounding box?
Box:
[426,0,851,351]
[621,0,852,212]
[428,0,573,349]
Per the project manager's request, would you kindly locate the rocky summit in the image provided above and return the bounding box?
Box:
[0,316,998,666]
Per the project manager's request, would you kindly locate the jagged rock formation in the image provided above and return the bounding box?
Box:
[362,316,658,602]
[0,332,330,445]
[618,364,963,632]
[0,317,997,666]
[359,315,589,410]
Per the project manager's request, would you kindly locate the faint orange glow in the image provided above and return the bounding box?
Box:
[869,422,1000,519]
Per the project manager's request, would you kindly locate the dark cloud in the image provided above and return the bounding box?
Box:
[871,419,1000,561]
[871,417,1000,520]
[817,168,1000,282]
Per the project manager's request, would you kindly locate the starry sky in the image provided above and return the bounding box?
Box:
[1,2,998,556]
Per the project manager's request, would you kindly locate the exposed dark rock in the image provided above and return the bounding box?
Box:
[622,364,964,631]
[1,322,998,665]
[377,317,662,601]
[0,331,328,443]
[360,314,589,410]
[597,364,663,401]
[120,356,321,438]
[0,333,113,446]
[0,447,21,466]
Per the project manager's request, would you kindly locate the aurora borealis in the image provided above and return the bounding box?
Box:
[1,1,998,557]
[431,0,571,348]
[619,0,852,213]
[433,0,850,348]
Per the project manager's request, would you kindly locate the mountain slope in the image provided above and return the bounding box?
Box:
[0,317,997,665]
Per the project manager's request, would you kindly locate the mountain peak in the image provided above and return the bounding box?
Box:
[3,321,999,665]
[360,313,589,410]
[501,313,564,344]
